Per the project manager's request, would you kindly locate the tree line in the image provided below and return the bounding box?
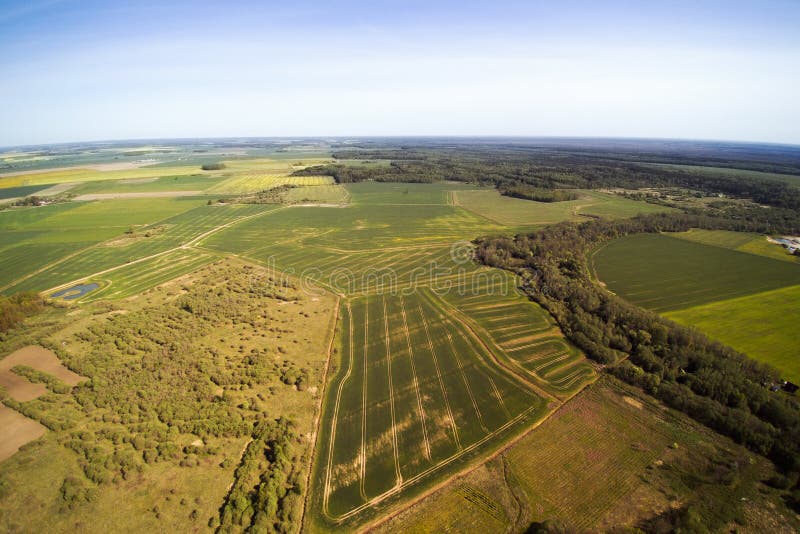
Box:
[473,212,800,510]
[292,146,800,210]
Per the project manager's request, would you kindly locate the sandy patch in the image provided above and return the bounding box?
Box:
[74,191,203,201]
[623,396,643,409]
[0,405,46,462]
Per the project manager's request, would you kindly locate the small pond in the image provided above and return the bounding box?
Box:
[50,283,100,300]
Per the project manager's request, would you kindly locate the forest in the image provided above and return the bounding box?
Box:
[293,145,800,210]
[0,292,45,334]
[474,212,800,511]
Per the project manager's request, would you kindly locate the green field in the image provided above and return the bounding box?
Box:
[453,189,673,227]
[0,179,641,529]
[594,232,800,381]
[310,291,551,527]
[670,229,799,263]
[666,285,800,383]
[69,174,225,195]
[593,233,800,312]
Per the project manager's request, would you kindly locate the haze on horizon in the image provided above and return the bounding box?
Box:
[1,0,798,147]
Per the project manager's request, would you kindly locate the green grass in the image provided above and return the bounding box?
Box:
[666,284,800,383]
[593,233,800,312]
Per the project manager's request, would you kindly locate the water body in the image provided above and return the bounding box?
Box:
[50,283,99,300]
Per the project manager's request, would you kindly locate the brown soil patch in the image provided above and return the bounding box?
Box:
[0,405,46,462]
[0,372,46,401]
[0,345,85,391]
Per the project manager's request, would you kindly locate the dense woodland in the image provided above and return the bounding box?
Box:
[293,145,800,210]
[0,292,44,334]
[474,212,800,510]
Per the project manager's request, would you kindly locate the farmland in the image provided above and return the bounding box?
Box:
[2,140,798,532]
[593,231,800,382]
[0,172,613,530]
[375,377,798,533]
[452,189,673,227]
[592,233,800,312]
[670,228,800,263]
[666,284,800,383]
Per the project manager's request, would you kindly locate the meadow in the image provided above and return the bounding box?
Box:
[592,233,800,312]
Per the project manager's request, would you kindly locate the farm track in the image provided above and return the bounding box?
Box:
[383,297,402,489]
[43,207,282,297]
[359,299,369,502]
[323,302,356,513]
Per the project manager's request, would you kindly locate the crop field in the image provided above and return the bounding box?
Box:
[0,180,604,530]
[1,202,276,295]
[452,189,673,227]
[348,182,477,205]
[311,291,550,525]
[69,174,226,195]
[438,272,595,398]
[281,184,351,204]
[594,232,800,380]
[666,284,800,383]
[377,376,790,533]
[670,229,799,263]
[593,233,800,312]
[207,174,334,194]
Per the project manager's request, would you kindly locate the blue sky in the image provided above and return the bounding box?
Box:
[1,0,798,146]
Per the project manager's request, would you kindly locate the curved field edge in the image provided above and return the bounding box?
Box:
[303,287,598,531]
[303,297,559,532]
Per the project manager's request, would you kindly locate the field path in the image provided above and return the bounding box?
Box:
[417,303,462,450]
[44,207,280,296]
[323,302,356,512]
[399,296,432,461]
[383,297,402,488]
[359,298,370,502]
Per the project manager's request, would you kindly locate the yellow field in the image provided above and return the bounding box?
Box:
[207,174,334,194]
